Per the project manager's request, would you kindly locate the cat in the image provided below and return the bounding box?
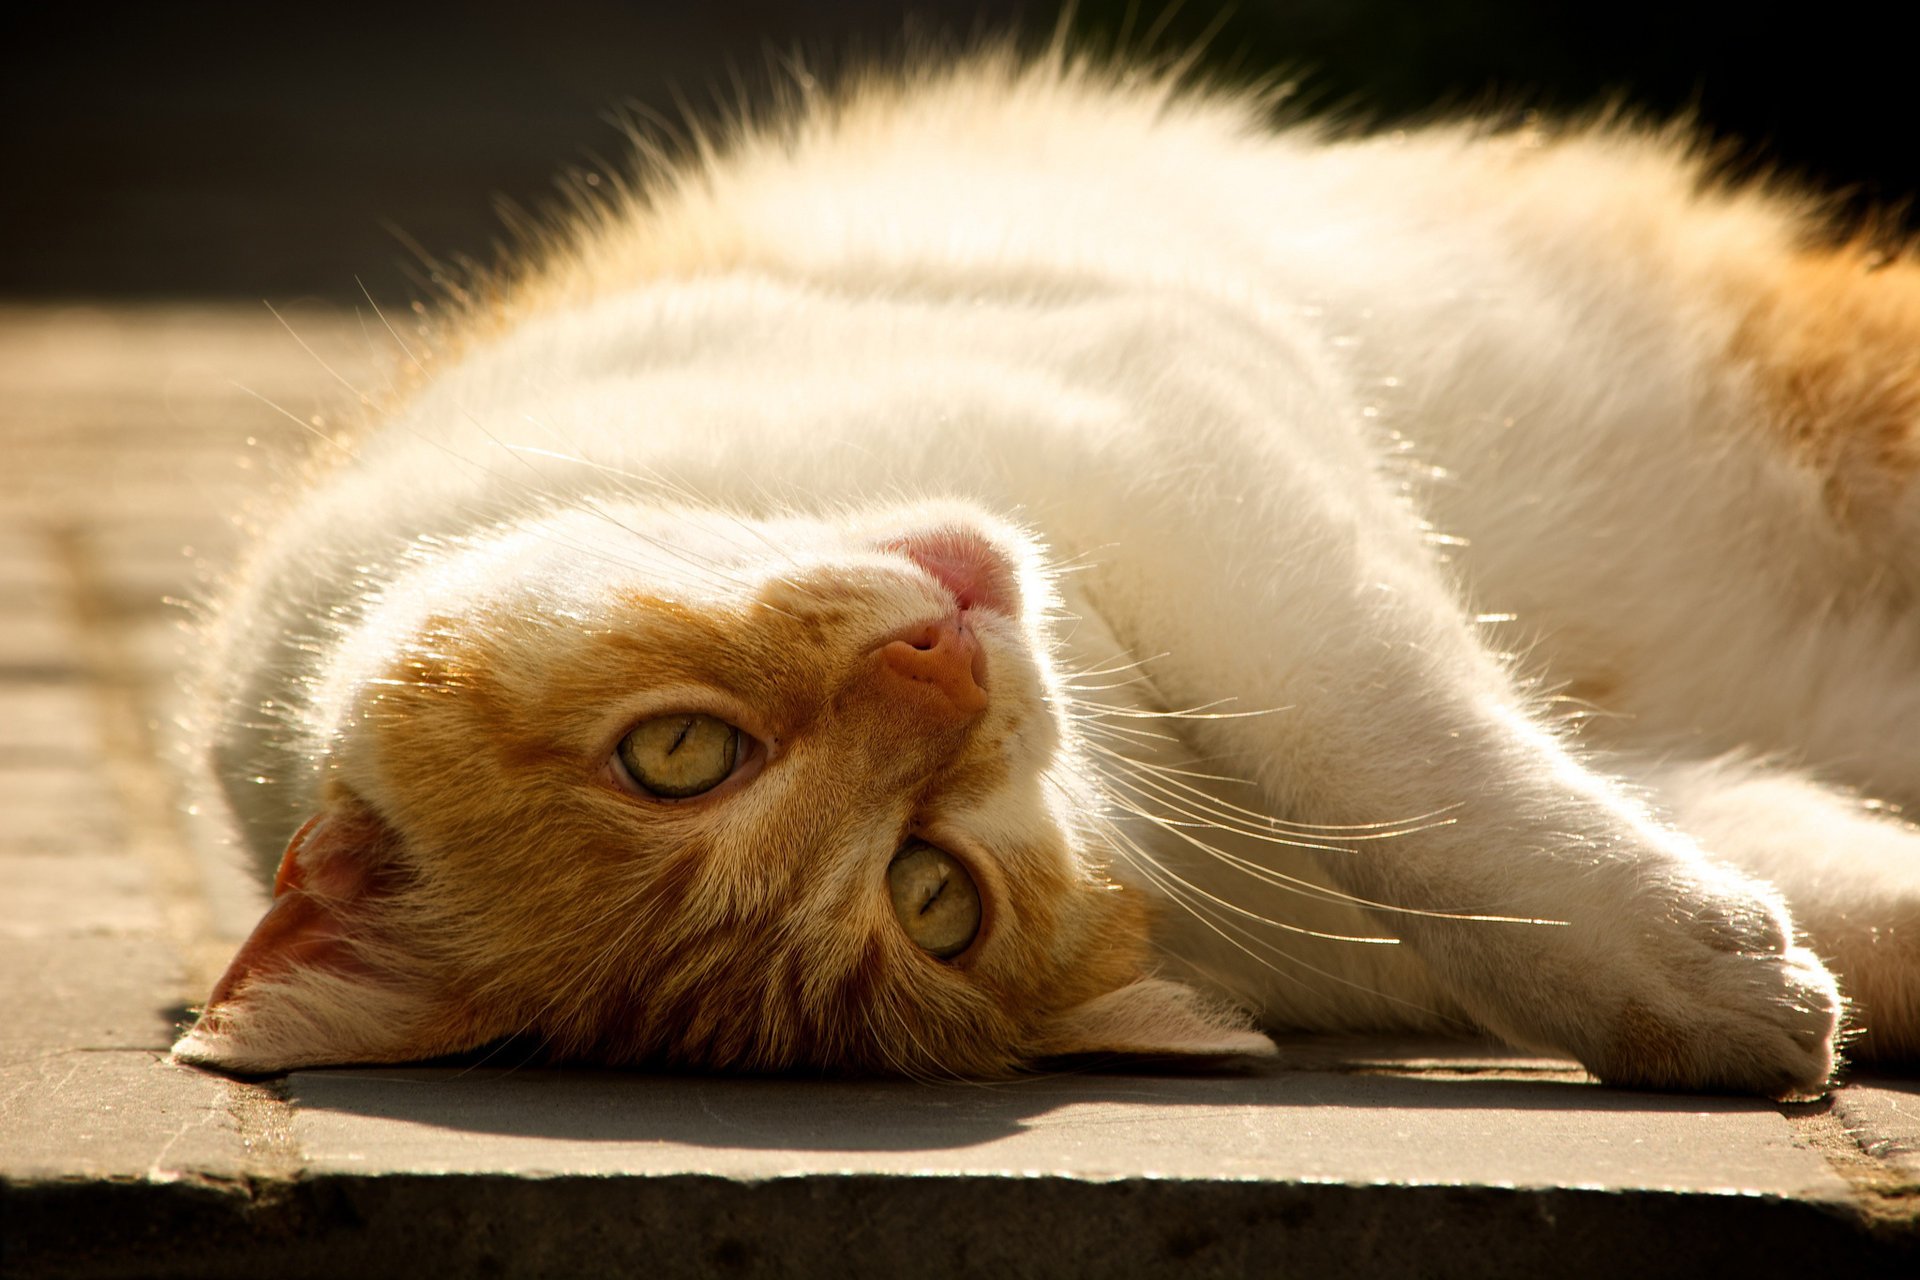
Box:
[170,50,1920,1097]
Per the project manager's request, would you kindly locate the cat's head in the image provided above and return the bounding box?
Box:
[174,500,1271,1076]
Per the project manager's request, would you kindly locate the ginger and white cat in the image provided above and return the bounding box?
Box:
[174,53,1920,1096]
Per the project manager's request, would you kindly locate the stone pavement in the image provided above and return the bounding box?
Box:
[2,303,1917,1277]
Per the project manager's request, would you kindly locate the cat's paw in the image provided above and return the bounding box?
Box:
[1555,867,1841,1096]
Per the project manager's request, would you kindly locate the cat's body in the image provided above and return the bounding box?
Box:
[176,58,1920,1093]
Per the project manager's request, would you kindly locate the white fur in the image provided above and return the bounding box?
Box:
[191,62,1920,1092]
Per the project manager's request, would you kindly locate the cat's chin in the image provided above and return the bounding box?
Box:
[881,523,1023,615]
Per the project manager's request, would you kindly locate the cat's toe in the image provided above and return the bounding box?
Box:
[1588,937,1841,1097]
[1487,862,1845,1096]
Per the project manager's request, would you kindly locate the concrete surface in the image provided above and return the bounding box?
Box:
[3,303,1919,1276]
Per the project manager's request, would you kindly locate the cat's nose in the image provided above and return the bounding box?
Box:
[876,618,989,717]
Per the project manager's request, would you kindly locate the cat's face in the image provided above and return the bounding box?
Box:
[176,500,1272,1075]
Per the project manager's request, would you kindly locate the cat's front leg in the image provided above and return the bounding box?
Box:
[1074,452,1841,1094]
[1335,748,1844,1096]
[1171,617,1839,1093]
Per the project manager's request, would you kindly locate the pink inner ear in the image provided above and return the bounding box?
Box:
[208,805,399,1006]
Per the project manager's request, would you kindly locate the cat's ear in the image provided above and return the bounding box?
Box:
[172,801,486,1073]
[1035,978,1278,1062]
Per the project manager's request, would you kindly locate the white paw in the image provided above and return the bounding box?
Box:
[1583,946,1839,1097]
[1484,863,1842,1096]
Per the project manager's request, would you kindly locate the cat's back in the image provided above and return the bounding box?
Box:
[510,60,1785,339]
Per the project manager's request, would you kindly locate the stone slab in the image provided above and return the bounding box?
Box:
[13,1170,1910,1280]
[77,522,232,618]
[0,935,185,1056]
[0,1051,256,1182]
[112,615,196,695]
[180,816,271,944]
[0,855,163,938]
[0,303,380,404]
[0,767,125,856]
[1267,1032,1581,1074]
[0,526,65,601]
[0,608,83,680]
[288,1066,1848,1198]
[0,683,103,764]
[7,1063,1909,1280]
[1834,1075,1920,1180]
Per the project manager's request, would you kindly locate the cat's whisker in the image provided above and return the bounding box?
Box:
[1100,815,1400,944]
[1040,540,1121,571]
[864,1004,967,1086]
[1096,815,1405,989]
[571,493,796,591]
[456,406,582,493]
[228,382,358,457]
[1081,752,1258,789]
[355,278,437,383]
[1118,850,1357,994]
[873,999,982,1086]
[351,307,408,402]
[265,301,384,412]
[1058,647,1171,682]
[1099,775,1366,859]
[1109,793,1563,927]
[1060,676,1164,693]
[1056,710,1185,746]
[1076,739,1564,926]
[1090,812,1477,1027]
[1106,800,1412,922]
[858,1006,924,1081]
[1086,741,1462,843]
[1070,714,1466,835]
[448,1017,560,1079]
[1139,859,1474,1027]
[573,494,785,598]
[1068,695,1287,721]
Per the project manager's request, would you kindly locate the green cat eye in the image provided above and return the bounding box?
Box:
[887,841,982,960]
[617,713,740,798]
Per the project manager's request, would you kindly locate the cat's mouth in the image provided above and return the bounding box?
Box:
[881,526,1021,615]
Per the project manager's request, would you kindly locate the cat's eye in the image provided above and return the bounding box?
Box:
[887,841,981,960]
[616,713,741,799]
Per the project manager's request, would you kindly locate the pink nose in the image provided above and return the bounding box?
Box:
[877,619,989,717]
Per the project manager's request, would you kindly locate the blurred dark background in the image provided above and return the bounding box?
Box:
[2,1,1910,303]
